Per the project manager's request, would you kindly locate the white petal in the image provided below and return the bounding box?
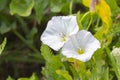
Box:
[41,16,79,51]
[41,36,65,51]
[76,30,100,54]
[62,30,100,62]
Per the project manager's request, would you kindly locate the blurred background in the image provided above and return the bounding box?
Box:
[0,0,120,80]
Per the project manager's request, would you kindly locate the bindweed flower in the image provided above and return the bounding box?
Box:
[41,16,79,51]
[62,30,100,62]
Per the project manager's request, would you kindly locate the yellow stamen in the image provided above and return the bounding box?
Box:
[61,37,67,42]
[77,49,85,54]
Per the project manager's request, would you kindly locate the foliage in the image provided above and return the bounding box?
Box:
[10,0,34,16]
[0,37,6,55]
[7,73,39,80]
[41,44,67,80]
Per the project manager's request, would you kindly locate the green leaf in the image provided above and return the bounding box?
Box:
[41,44,66,80]
[69,66,80,80]
[0,22,17,34]
[18,73,39,80]
[101,67,109,80]
[95,24,112,46]
[50,0,68,13]
[18,78,28,80]
[6,76,14,80]
[10,0,34,16]
[76,61,88,80]
[56,70,73,80]
[41,44,53,61]
[89,60,109,80]
[34,0,48,24]
[0,22,11,34]
[106,0,120,14]
[29,73,39,80]
[0,37,7,55]
[0,0,7,11]
[115,38,120,47]
[61,3,69,15]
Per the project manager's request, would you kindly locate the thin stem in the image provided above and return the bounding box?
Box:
[95,17,100,28]
[80,11,91,30]
[15,15,29,34]
[0,54,43,63]
[13,30,40,54]
[76,12,83,30]
[80,11,90,23]
[87,16,93,30]
[105,47,120,80]
[69,0,73,15]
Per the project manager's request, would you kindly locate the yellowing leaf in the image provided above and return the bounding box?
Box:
[82,0,90,7]
[95,0,112,42]
[95,25,112,46]
[94,26,104,41]
[96,0,112,27]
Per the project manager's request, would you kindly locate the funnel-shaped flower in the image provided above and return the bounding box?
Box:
[41,16,79,51]
[62,30,100,62]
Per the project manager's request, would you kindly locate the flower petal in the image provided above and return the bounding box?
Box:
[41,16,79,51]
[41,36,65,51]
[62,30,100,62]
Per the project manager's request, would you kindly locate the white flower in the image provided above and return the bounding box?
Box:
[111,47,120,56]
[41,16,79,51]
[62,30,100,62]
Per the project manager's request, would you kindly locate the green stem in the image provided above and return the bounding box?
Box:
[76,12,83,30]
[13,30,40,54]
[87,16,93,30]
[80,11,90,23]
[95,17,100,28]
[15,15,29,34]
[0,55,43,63]
[105,47,120,80]
[69,0,73,15]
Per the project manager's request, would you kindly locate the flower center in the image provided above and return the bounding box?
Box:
[59,33,67,42]
[77,49,85,54]
[61,37,67,41]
